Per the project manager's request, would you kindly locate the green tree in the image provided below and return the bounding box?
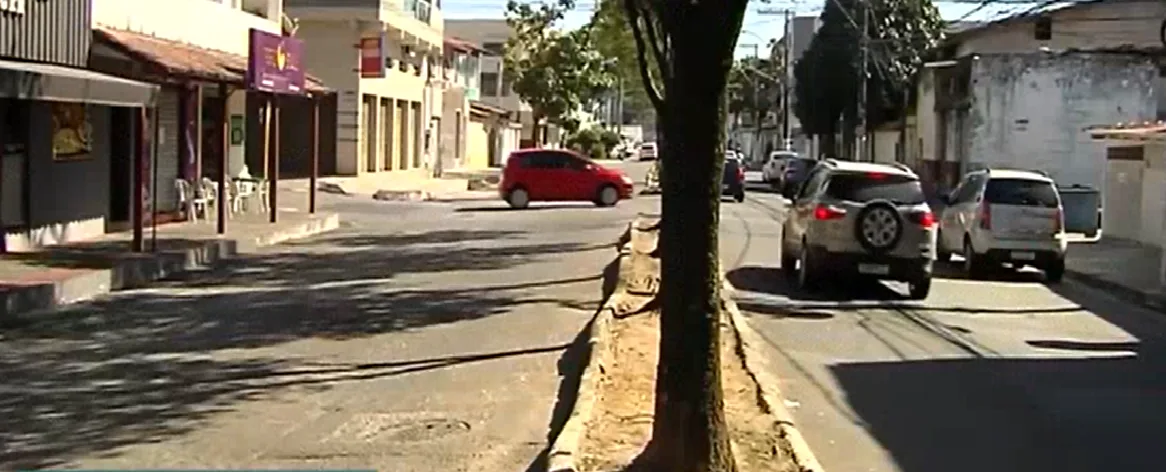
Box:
[505,0,614,145]
[621,0,748,469]
[793,0,944,156]
[586,0,661,122]
[728,56,782,148]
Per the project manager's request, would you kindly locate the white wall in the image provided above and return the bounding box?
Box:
[965,53,1157,190]
[93,0,281,56]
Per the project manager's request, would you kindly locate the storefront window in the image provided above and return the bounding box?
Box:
[51,102,93,160]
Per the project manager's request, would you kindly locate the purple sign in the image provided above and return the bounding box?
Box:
[246,28,306,95]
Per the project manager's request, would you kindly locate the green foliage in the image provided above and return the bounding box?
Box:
[566,127,601,151]
[794,0,945,133]
[505,0,615,130]
[565,126,620,160]
[598,129,622,152]
[585,0,660,119]
[728,57,782,124]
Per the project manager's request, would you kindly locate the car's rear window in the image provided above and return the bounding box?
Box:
[984,178,1059,208]
[785,158,815,172]
[825,172,926,204]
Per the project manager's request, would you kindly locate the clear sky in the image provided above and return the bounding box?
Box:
[440,0,1054,58]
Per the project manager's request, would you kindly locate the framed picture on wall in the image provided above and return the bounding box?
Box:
[51,102,93,161]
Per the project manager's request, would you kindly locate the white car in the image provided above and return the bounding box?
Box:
[763,150,801,182]
[638,142,658,161]
[937,168,1067,282]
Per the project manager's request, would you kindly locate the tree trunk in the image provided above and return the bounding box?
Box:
[646,17,737,472]
[531,111,545,147]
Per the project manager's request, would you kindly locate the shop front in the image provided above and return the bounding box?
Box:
[0,0,158,251]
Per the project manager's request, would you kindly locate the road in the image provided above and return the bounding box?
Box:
[0,161,658,472]
[721,173,1166,472]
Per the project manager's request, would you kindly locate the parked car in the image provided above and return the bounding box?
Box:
[499,149,635,209]
[638,142,658,161]
[763,150,800,182]
[782,160,936,299]
[936,168,1066,282]
[723,154,746,202]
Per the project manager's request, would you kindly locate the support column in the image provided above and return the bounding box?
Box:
[132,107,147,252]
[269,94,280,223]
[310,97,319,214]
[217,84,230,235]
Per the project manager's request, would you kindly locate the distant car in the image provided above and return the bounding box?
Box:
[499,149,635,209]
[937,168,1066,282]
[638,142,658,161]
[763,150,800,182]
[722,155,746,203]
[778,157,818,195]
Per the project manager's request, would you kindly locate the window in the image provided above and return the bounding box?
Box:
[824,172,926,204]
[796,168,828,200]
[500,74,512,96]
[984,178,1059,208]
[481,72,499,97]
[1034,17,1052,41]
[953,175,983,203]
[522,151,569,169]
[482,42,505,55]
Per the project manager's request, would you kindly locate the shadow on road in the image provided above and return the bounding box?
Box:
[456,203,605,213]
[829,272,1166,472]
[0,227,609,470]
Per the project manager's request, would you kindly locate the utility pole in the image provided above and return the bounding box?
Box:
[857,0,870,161]
[781,8,792,147]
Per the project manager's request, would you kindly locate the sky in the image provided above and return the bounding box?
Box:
[440,0,1056,58]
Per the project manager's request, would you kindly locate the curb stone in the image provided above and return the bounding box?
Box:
[722,279,825,472]
[1065,268,1166,313]
[545,225,634,472]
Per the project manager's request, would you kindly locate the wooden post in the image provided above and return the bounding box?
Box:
[310,97,319,214]
[269,94,280,223]
[132,107,147,252]
[217,84,229,234]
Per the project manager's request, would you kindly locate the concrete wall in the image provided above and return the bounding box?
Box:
[440,87,468,170]
[964,53,1157,190]
[1,0,91,67]
[955,1,1166,57]
[465,117,489,169]
[1105,142,1166,246]
[92,0,281,57]
[871,130,899,164]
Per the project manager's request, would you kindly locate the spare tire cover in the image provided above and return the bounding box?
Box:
[853,200,904,254]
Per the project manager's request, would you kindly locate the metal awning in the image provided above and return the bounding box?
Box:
[0,58,159,107]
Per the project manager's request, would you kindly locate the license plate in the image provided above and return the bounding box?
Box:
[1011,251,1036,261]
[858,263,890,275]
[722,184,730,191]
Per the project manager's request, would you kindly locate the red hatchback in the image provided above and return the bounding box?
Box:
[500,149,634,209]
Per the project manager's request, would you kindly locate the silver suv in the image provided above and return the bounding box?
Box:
[781,160,937,299]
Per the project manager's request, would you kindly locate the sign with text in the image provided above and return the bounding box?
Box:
[359,34,387,78]
[246,28,306,95]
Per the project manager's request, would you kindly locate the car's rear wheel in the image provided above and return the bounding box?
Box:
[907,277,932,300]
[781,246,797,279]
[936,230,952,262]
[1045,257,1066,283]
[796,241,819,291]
[507,187,530,209]
[963,238,987,278]
[734,191,745,203]
[596,185,619,207]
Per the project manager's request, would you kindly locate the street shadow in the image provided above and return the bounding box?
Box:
[456,203,604,213]
[725,265,902,302]
[0,227,608,469]
[0,238,229,271]
[830,273,1166,472]
[524,255,619,472]
[931,260,1046,283]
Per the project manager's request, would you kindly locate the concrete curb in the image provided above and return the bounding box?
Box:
[1065,268,1166,313]
[546,223,634,472]
[0,214,341,321]
[722,279,826,472]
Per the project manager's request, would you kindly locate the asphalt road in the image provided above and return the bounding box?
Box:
[721,173,1166,472]
[0,161,659,472]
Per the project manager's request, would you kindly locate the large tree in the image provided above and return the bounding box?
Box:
[504,0,614,145]
[586,0,660,122]
[622,0,748,469]
[793,0,944,156]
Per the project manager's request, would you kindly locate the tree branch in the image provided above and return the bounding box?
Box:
[622,0,665,111]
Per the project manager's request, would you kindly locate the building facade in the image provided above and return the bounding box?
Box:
[0,0,158,250]
[286,0,444,178]
[439,37,482,172]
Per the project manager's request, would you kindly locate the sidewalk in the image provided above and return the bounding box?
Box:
[0,208,339,320]
[279,168,498,202]
[1065,238,1164,311]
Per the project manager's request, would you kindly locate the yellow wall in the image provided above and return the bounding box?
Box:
[465,119,490,169]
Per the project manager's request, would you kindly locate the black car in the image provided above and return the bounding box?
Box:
[723,156,746,202]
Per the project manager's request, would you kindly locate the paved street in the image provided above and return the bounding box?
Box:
[721,175,1166,472]
[0,162,657,472]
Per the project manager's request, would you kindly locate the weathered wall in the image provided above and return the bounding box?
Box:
[956,1,1166,57]
[965,53,1157,190]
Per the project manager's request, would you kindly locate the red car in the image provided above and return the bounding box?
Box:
[499,149,634,209]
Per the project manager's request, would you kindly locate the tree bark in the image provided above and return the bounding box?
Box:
[645,13,738,472]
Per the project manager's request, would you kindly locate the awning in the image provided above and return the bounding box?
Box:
[469,99,509,117]
[1085,121,1166,142]
[0,58,159,107]
[94,27,331,96]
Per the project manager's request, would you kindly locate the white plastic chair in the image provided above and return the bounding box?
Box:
[175,179,208,222]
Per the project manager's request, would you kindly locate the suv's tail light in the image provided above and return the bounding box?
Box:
[1054,207,1063,233]
[909,211,935,228]
[979,202,991,230]
[736,166,745,182]
[814,205,846,221]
